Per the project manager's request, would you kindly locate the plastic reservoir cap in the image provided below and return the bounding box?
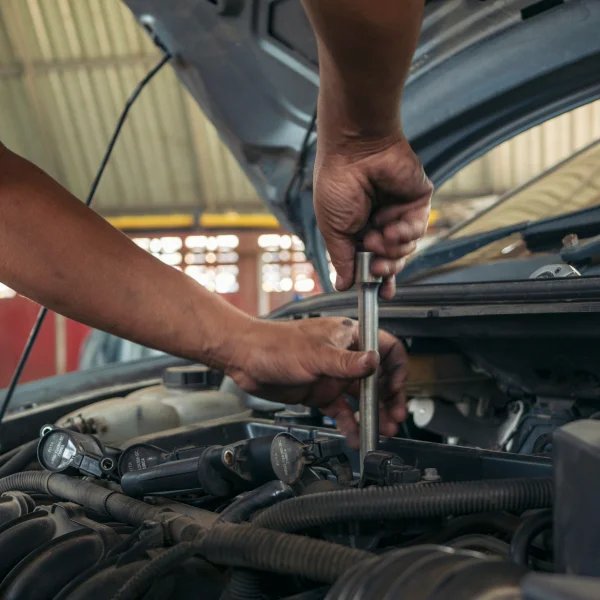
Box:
[162,365,222,390]
[270,433,306,485]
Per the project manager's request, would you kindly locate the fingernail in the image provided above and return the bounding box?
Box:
[362,350,380,369]
[335,275,344,291]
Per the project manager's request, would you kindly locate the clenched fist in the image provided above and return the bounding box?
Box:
[314,132,433,299]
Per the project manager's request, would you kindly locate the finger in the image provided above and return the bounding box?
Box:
[379,403,399,437]
[377,367,407,426]
[371,258,406,278]
[379,333,408,383]
[325,317,358,349]
[388,389,407,423]
[349,394,405,439]
[382,219,428,245]
[386,240,419,259]
[363,230,386,256]
[380,275,396,299]
[321,397,359,448]
[343,360,392,399]
[355,404,398,438]
[373,197,431,229]
[364,231,418,262]
[316,347,380,380]
[326,231,357,292]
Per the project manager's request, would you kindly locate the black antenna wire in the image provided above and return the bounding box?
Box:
[0,52,172,434]
[284,106,317,209]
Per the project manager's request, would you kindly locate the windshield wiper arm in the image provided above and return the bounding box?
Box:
[400,204,600,280]
[398,222,529,280]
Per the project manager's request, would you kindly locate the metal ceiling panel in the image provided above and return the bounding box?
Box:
[438,99,600,199]
[0,0,261,216]
[0,0,598,218]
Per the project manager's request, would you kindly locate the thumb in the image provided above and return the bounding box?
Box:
[327,232,356,292]
[320,347,380,380]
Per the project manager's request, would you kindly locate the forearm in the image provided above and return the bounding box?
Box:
[302,0,425,143]
[0,145,251,370]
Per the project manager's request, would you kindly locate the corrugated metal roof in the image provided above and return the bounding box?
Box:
[456,138,600,237]
[0,0,599,218]
[438,100,600,199]
[0,0,261,216]
[429,138,600,271]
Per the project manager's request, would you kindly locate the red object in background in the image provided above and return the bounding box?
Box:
[0,228,322,389]
[0,296,90,387]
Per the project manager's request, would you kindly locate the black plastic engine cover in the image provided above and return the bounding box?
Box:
[0,530,109,600]
[554,420,600,576]
[0,502,121,600]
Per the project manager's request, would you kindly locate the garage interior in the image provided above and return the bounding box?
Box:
[0,0,599,383]
[1,1,600,598]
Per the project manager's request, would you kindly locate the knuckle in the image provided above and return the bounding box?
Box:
[232,372,258,394]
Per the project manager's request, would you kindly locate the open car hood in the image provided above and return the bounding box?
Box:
[124,0,600,288]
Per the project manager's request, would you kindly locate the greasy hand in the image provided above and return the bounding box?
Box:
[228,317,408,448]
[314,132,433,298]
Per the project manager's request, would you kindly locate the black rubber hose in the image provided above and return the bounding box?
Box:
[220,481,295,600]
[282,589,328,600]
[111,542,196,600]
[229,568,265,600]
[398,512,521,547]
[0,446,22,468]
[0,471,51,496]
[0,440,39,478]
[447,534,510,557]
[217,481,295,525]
[198,523,373,583]
[114,524,372,600]
[509,509,553,568]
[0,471,208,544]
[0,472,176,526]
[253,478,553,533]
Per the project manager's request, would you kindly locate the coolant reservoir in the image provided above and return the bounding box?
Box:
[57,366,244,444]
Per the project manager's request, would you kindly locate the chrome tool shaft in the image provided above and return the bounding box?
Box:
[355,252,382,474]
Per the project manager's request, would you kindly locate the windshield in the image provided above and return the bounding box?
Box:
[452,139,600,239]
[409,138,600,276]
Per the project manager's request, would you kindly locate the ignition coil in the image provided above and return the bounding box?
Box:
[119,436,277,498]
[270,432,353,486]
[37,425,121,480]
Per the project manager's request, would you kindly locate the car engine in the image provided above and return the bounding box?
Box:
[1,360,599,600]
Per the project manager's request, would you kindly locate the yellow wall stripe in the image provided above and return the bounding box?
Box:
[428,209,440,226]
[106,214,195,230]
[105,213,280,231]
[199,213,280,229]
[107,211,433,232]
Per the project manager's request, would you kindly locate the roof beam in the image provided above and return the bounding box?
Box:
[0,1,67,183]
[0,53,160,79]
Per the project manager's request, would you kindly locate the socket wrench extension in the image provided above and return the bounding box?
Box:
[355,252,382,473]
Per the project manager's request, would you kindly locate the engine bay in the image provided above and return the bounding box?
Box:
[2,280,600,599]
[0,347,597,600]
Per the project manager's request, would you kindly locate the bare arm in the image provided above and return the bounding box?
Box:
[303,0,425,142]
[0,143,247,371]
[302,1,433,297]
[0,143,408,445]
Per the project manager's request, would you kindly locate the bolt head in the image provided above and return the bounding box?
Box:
[422,467,441,482]
[222,449,234,465]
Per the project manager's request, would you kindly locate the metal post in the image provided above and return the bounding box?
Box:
[355,252,382,474]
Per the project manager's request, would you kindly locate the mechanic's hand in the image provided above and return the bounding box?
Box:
[228,317,407,448]
[314,131,433,299]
